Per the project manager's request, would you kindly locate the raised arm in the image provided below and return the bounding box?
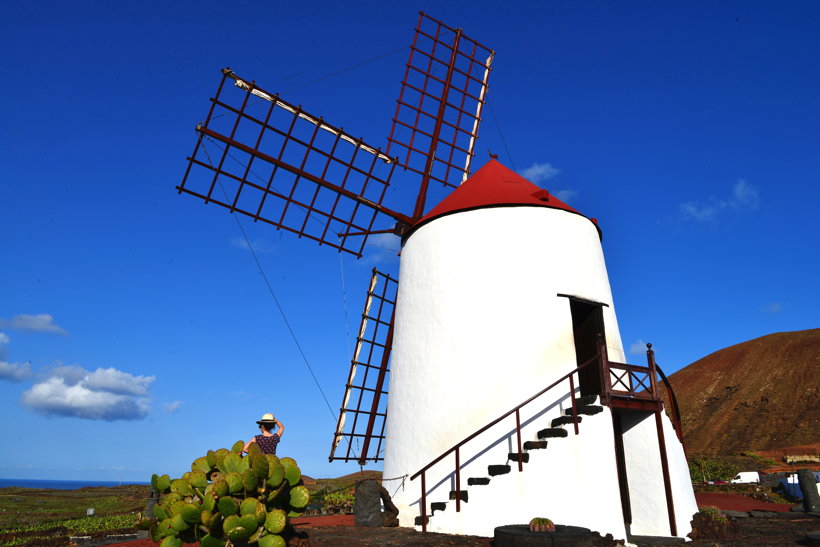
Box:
[275,419,285,438]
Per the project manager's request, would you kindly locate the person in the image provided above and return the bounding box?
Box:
[243,413,284,455]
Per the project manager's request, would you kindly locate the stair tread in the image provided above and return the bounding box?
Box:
[524,440,548,450]
[488,464,511,476]
[538,427,568,438]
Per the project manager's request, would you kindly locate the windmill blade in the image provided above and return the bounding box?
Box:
[330,268,397,464]
[387,12,495,218]
[178,69,413,258]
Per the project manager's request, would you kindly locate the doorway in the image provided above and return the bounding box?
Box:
[568,298,606,397]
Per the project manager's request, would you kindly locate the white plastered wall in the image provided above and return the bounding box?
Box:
[619,409,698,538]
[383,206,629,537]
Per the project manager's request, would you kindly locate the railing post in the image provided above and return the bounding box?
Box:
[515,409,523,471]
[569,375,579,435]
[647,343,659,399]
[455,447,461,512]
[420,472,427,532]
[598,334,612,405]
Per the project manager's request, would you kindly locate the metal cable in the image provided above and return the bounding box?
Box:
[200,140,338,423]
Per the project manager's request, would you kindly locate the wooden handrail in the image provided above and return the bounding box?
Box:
[410,351,601,482]
[655,363,685,447]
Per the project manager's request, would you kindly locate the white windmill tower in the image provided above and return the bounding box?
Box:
[177,13,698,543]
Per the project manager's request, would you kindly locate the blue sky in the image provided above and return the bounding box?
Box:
[1,1,817,482]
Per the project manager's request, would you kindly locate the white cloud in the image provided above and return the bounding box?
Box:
[552,189,578,203]
[0,332,9,361]
[231,237,275,254]
[164,401,183,413]
[628,339,647,355]
[680,179,760,222]
[362,233,401,265]
[0,314,67,334]
[21,366,155,421]
[0,361,33,382]
[760,302,782,314]
[520,162,561,183]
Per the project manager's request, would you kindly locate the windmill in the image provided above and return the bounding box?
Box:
[177,12,697,543]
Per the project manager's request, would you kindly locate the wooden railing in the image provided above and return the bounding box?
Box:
[410,351,601,531]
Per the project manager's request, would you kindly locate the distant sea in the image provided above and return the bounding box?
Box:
[0,478,149,490]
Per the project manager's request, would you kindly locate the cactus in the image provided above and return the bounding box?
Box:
[258,534,286,547]
[280,457,301,486]
[147,444,308,545]
[528,517,556,532]
[288,485,309,510]
[192,456,211,473]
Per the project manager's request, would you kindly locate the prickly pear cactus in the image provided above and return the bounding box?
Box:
[137,441,309,545]
[528,517,556,532]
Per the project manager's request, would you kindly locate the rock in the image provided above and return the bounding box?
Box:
[804,530,820,547]
[380,484,399,527]
[722,510,750,518]
[354,479,382,527]
[798,469,820,512]
[749,510,777,518]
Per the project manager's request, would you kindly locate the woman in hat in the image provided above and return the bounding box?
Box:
[243,413,284,455]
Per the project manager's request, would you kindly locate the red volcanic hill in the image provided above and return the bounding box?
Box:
[667,328,820,455]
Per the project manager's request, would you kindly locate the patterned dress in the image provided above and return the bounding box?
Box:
[255,434,280,455]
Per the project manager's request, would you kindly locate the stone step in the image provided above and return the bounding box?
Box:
[414,515,429,526]
[524,440,548,450]
[576,394,598,406]
[488,464,511,476]
[449,490,468,503]
[468,477,490,486]
[551,415,583,427]
[430,502,446,514]
[565,405,603,416]
[508,452,530,463]
[538,427,568,439]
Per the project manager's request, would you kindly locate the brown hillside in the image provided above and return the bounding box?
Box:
[667,328,820,455]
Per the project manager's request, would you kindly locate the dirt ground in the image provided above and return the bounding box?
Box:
[108,501,820,546]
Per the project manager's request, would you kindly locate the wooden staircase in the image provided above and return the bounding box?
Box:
[410,342,685,534]
[414,395,603,526]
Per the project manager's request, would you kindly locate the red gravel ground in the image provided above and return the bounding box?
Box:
[694,492,792,512]
[106,514,493,546]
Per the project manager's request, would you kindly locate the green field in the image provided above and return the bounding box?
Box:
[0,485,148,547]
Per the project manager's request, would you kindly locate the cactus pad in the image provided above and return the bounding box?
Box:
[189,470,208,489]
[242,468,258,492]
[217,496,238,516]
[231,440,245,454]
[223,453,243,474]
[288,485,310,509]
[239,497,259,516]
[264,508,286,534]
[192,456,211,473]
[170,479,193,497]
[226,471,243,494]
[258,533,286,547]
[160,536,183,547]
[267,463,285,488]
[200,534,227,547]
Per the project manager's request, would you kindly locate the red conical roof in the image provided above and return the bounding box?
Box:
[410,159,600,237]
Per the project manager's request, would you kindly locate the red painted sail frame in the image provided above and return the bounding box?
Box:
[387,12,495,218]
[177,69,410,257]
[330,268,397,464]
